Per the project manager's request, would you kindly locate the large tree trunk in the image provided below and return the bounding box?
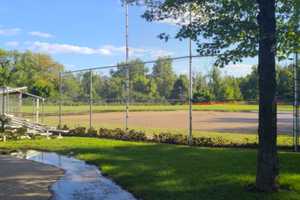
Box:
[256,0,279,192]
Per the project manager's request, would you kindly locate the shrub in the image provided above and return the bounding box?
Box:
[69,127,86,136]
[98,128,147,141]
[127,129,147,141]
[57,124,69,130]
[193,137,214,146]
[16,126,27,135]
[62,124,69,130]
[58,126,260,149]
[0,115,10,133]
[86,127,98,137]
[153,133,187,145]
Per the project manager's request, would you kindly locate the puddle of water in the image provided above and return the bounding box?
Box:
[12,150,137,200]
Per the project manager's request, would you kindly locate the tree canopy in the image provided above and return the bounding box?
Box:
[126,0,299,66]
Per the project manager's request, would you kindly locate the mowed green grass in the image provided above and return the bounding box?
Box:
[1,137,300,200]
[21,103,293,115]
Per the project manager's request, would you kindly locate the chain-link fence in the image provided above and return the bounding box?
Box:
[31,53,298,145]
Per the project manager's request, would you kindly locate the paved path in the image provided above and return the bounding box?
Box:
[0,155,63,200]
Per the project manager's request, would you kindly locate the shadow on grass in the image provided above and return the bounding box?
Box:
[45,140,300,200]
[1,138,300,200]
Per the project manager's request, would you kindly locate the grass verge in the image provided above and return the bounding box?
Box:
[1,137,300,200]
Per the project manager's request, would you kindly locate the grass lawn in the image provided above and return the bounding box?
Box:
[1,137,300,200]
[21,103,293,115]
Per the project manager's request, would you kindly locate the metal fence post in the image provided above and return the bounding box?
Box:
[89,69,93,129]
[59,71,62,129]
[42,98,45,124]
[294,51,299,152]
[188,4,193,145]
[36,98,40,123]
[125,1,129,131]
[1,87,5,115]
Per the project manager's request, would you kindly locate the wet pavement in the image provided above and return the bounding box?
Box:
[0,154,63,200]
[13,150,137,200]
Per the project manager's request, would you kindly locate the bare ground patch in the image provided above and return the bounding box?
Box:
[45,111,293,134]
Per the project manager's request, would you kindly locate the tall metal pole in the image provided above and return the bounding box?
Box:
[89,69,93,129]
[188,4,193,145]
[294,51,299,152]
[59,71,62,129]
[125,0,129,131]
[297,52,299,150]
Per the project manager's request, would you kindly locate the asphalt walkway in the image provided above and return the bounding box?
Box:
[0,155,63,200]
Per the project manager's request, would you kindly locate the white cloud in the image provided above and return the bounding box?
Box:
[149,49,173,58]
[102,45,173,58]
[0,27,21,36]
[29,31,54,38]
[5,41,19,47]
[29,41,112,55]
[27,41,173,58]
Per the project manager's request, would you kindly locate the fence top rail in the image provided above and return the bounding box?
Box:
[61,54,216,75]
[0,87,27,94]
[23,92,45,101]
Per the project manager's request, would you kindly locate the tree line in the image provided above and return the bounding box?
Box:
[0,49,295,104]
[62,58,295,104]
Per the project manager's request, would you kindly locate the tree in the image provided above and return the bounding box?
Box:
[239,66,259,101]
[223,76,242,101]
[112,59,148,79]
[0,49,14,86]
[170,74,188,103]
[152,57,176,100]
[0,49,63,99]
[78,72,103,102]
[277,65,293,102]
[208,66,225,101]
[61,73,81,102]
[137,0,299,191]
[193,72,213,102]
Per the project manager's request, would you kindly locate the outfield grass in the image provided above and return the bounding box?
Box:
[0,137,300,200]
[21,103,293,115]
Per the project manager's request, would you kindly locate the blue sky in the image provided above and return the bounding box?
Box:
[0,0,257,77]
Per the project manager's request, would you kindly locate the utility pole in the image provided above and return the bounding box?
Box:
[125,0,129,131]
